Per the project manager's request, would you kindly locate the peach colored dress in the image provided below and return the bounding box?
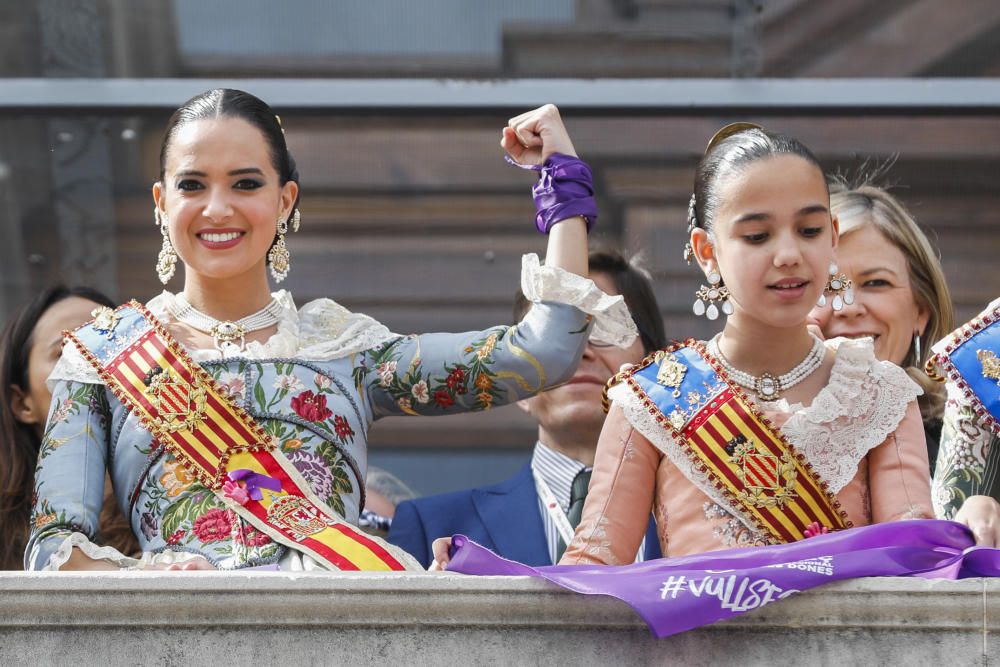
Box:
[562,338,933,565]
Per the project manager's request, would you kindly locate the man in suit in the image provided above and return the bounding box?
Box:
[388,249,667,567]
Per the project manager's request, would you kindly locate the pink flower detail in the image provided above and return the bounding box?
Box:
[802,521,830,539]
[223,480,249,506]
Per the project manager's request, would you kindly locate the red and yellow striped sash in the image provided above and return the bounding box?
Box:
[620,340,850,544]
[69,301,419,571]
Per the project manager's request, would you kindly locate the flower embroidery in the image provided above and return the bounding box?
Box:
[474,374,492,391]
[192,508,233,543]
[234,521,272,547]
[377,361,397,388]
[478,391,493,409]
[34,512,57,529]
[140,512,158,540]
[291,390,333,422]
[446,368,467,394]
[166,529,187,545]
[159,458,195,498]
[333,415,355,440]
[283,438,303,451]
[216,371,246,401]
[476,333,498,360]
[397,396,413,411]
[411,380,430,404]
[274,374,304,393]
[314,373,333,391]
[287,450,335,500]
[434,389,454,408]
[50,398,74,425]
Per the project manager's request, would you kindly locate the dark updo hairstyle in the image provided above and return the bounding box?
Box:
[0,285,118,569]
[687,124,827,241]
[158,88,301,248]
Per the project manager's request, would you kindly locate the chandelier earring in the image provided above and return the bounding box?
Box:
[267,215,291,283]
[154,207,177,285]
[693,269,733,321]
[816,262,854,311]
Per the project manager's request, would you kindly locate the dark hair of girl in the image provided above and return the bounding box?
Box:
[689,126,825,237]
[0,285,116,569]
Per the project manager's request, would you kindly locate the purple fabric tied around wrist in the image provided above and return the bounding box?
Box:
[506,153,597,234]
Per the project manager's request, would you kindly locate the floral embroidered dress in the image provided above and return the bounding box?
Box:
[26,255,636,571]
[561,337,933,565]
[932,296,1000,518]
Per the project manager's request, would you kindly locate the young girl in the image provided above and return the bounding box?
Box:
[559,124,933,563]
[25,91,634,571]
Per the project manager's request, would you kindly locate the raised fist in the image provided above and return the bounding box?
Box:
[501,104,578,166]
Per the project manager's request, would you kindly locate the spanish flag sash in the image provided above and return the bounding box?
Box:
[927,299,1000,437]
[607,340,851,544]
[69,301,420,571]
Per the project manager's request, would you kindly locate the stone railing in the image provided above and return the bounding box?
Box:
[0,572,992,665]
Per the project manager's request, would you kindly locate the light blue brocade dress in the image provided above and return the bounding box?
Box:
[25,256,636,571]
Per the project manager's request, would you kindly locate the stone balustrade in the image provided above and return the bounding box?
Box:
[0,572,994,665]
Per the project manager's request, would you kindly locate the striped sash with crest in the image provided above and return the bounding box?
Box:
[70,301,420,571]
[606,340,851,544]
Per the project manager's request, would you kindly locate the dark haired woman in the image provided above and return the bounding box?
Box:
[552,124,933,564]
[0,286,139,568]
[25,92,634,571]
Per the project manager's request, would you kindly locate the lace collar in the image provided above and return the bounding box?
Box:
[608,336,922,502]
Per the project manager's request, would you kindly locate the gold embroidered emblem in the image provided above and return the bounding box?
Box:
[145,368,207,433]
[978,349,1000,386]
[654,351,687,398]
[668,408,687,431]
[726,434,798,508]
[267,495,332,541]
[91,307,119,338]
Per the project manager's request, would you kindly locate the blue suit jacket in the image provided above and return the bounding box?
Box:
[388,462,661,568]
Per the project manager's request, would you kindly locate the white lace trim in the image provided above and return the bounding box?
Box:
[779,337,921,493]
[608,336,921,520]
[40,532,137,571]
[521,253,638,348]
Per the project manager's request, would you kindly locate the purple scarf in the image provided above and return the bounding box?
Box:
[446,520,1000,638]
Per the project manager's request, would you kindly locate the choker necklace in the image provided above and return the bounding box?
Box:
[169,294,283,354]
[708,333,825,401]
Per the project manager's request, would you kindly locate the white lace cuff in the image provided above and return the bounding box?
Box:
[520,253,638,348]
[41,532,137,571]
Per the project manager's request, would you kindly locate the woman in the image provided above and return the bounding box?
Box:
[0,286,139,569]
[25,91,633,571]
[552,125,933,563]
[809,178,953,470]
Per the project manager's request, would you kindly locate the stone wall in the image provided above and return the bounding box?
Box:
[0,572,993,665]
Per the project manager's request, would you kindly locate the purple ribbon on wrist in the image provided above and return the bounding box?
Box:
[227,469,282,501]
[506,153,598,234]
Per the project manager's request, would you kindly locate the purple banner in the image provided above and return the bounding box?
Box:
[446,520,1000,638]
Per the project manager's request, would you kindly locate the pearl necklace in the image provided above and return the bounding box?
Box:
[168,294,283,354]
[708,333,825,401]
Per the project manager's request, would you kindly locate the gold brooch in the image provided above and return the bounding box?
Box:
[654,351,687,398]
[979,349,1000,386]
[91,307,119,339]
